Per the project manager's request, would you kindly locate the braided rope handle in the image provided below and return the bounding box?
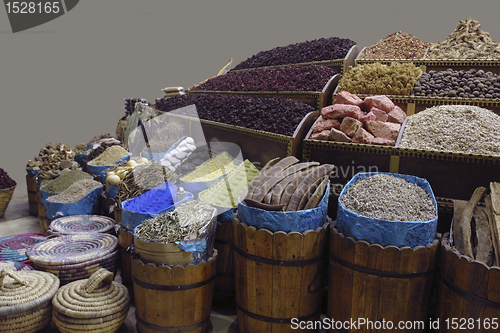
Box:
[83,268,113,294]
[0,268,27,286]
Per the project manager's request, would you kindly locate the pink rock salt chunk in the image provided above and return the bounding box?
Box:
[360,111,377,123]
[352,127,375,144]
[365,121,401,141]
[387,106,406,124]
[364,95,395,113]
[312,117,341,133]
[333,91,364,108]
[321,104,362,120]
[369,137,396,146]
[310,130,331,141]
[340,117,363,137]
[370,107,389,122]
[329,128,352,143]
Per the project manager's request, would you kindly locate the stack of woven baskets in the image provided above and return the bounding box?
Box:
[52,268,130,333]
[27,233,118,285]
[0,233,48,266]
[0,268,60,332]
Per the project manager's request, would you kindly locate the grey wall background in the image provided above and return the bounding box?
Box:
[1,0,499,186]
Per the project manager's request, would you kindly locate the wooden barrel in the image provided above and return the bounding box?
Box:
[118,226,134,303]
[328,225,439,333]
[437,234,500,333]
[132,250,217,333]
[26,175,39,217]
[233,216,328,333]
[213,220,235,298]
[37,202,51,234]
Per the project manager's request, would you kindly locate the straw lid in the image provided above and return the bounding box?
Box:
[27,233,118,266]
[0,268,59,316]
[47,215,116,236]
[52,268,130,319]
[0,233,47,263]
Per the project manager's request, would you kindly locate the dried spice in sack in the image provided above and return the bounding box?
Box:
[426,17,500,59]
[412,68,500,99]
[47,179,102,204]
[155,94,315,136]
[192,65,338,92]
[87,139,123,161]
[358,32,430,60]
[87,146,129,167]
[337,62,422,95]
[399,105,500,156]
[232,37,356,70]
[0,168,16,190]
[26,143,78,180]
[41,170,93,194]
[340,174,436,222]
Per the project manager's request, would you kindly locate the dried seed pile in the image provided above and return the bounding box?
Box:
[427,17,500,59]
[359,32,430,60]
[340,174,436,222]
[135,201,214,242]
[88,146,129,166]
[47,179,102,204]
[0,168,16,189]
[192,65,338,92]
[244,156,334,211]
[232,37,355,70]
[338,62,422,95]
[41,170,93,194]
[399,105,500,156]
[181,152,236,182]
[155,94,315,136]
[26,143,77,180]
[412,68,500,99]
[116,161,178,203]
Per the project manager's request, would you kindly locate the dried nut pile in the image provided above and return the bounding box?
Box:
[155,95,315,136]
[26,143,78,180]
[192,65,339,92]
[358,32,430,60]
[116,161,178,203]
[135,200,215,243]
[340,174,436,222]
[426,17,500,59]
[311,92,405,146]
[42,170,93,194]
[199,160,259,208]
[338,62,422,95]
[88,145,130,167]
[399,105,500,156]
[47,179,102,204]
[244,156,334,211]
[412,68,500,99]
[181,152,236,183]
[0,168,16,189]
[174,144,212,175]
[105,158,149,186]
[160,137,197,171]
[232,37,356,70]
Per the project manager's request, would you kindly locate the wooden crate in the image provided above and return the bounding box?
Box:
[187,74,340,112]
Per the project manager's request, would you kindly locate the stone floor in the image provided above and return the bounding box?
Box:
[0,187,238,333]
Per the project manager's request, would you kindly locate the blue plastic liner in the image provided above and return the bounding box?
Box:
[106,184,119,198]
[87,154,130,179]
[120,182,194,230]
[237,182,330,233]
[336,172,438,248]
[74,153,87,168]
[45,186,103,220]
[26,168,41,178]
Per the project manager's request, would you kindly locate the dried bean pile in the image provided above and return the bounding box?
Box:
[155,95,315,136]
[358,32,430,60]
[232,37,355,71]
[412,69,500,99]
[0,168,16,190]
[340,174,436,222]
[26,143,78,180]
[47,179,102,204]
[399,105,500,156]
[192,65,338,92]
[426,17,500,59]
[338,62,422,95]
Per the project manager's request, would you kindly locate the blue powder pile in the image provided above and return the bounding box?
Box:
[123,188,176,213]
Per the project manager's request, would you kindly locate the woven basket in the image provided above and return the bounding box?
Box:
[0,233,48,265]
[47,215,116,236]
[0,261,33,271]
[52,268,130,333]
[0,185,16,218]
[27,233,118,285]
[0,268,60,333]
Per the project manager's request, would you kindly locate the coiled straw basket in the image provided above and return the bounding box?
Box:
[47,215,116,236]
[0,268,60,333]
[52,268,130,333]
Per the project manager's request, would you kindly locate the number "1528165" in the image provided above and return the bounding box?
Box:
[5,2,60,14]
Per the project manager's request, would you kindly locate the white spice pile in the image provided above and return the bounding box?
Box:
[47,179,102,203]
[399,105,500,156]
[340,174,436,222]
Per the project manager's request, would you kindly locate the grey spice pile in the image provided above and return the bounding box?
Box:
[340,174,436,222]
[399,105,500,156]
[47,179,102,203]
[135,201,214,243]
